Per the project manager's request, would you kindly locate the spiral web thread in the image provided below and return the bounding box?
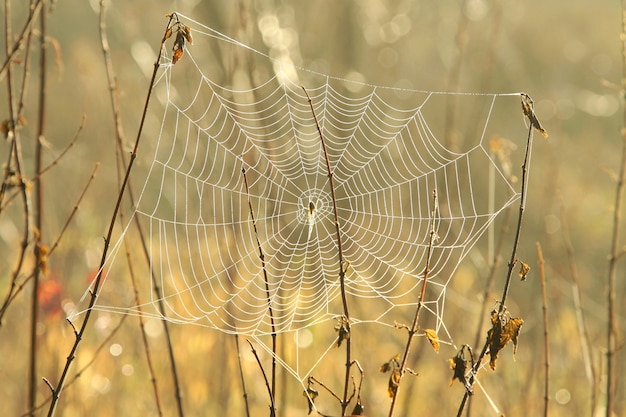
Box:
[81,14,523,366]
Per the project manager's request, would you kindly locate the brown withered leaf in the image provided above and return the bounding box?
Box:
[487,309,524,370]
[521,93,548,138]
[183,25,193,44]
[387,368,401,398]
[172,29,186,64]
[303,386,318,415]
[448,355,467,387]
[424,328,440,352]
[519,261,531,281]
[448,345,474,393]
[508,317,524,358]
[379,353,401,373]
[164,27,173,41]
[334,316,350,348]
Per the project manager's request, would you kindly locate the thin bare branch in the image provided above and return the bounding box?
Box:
[247,339,276,416]
[303,86,355,416]
[388,189,439,417]
[457,94,537,415]
[0,0,43,82]
[242,164,277,416]
[45,14,177,417]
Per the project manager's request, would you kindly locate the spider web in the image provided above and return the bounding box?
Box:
[81,14,523,352]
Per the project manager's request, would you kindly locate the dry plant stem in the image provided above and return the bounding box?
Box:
[0,162,98,321]
[558,195,597,413]
[472,210,510,350]
[310,375,343,403]
[121,214,164,417]
[235,334,252,417]
[99,7,185,416]
[0,117,85,212]
[99,0,126,145]
[44,16,176,417]
[498,121,533,311]
[29,3,47,414]
[98,3,165,415]
[457,117,534,417]
[0,0,43,82]
[247,340,277,415]
[0,0,30,325]
[16,2,36,122]
[604,6,626,415]
[22,313,130,417]
[35,116,85,180]
[388,189,438,417]
[1,1,33,338]
[303,87,353,415]
[131,206,186,417]
[536,242,549,417]
[466,209,510,417]
[242,165,277,416]
[48,162,98,255]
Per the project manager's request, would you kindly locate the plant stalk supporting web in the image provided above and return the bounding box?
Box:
[303,87,354,416]
[44,15,177,417]
[242,164,277,417]
[387,189,439,417]
[456,93,535,417]
[100,4,169,416]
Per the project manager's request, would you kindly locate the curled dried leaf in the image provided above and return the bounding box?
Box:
[164,27,173,41]
[508,317,524,358]
[379,353,401,373]
[172,30,186,64]
[448,355,467,386]
[519,261,531,281]
[183,25,193,44]
[449,345,474,393]
[424,328,440,352]
[521,93,548,138]
[487,309,524,370]
[387,368,401,398]
[334,316,350,348]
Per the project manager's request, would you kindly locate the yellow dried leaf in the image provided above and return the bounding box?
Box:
[387,368,401,398]
[164,27,173,41]
[521,93,548,138]
[519,261,530,281]
[183,25,193,44]
[507,317,524,358]
[424,328,440,352]
[487,309,524,370]
[379,353,401,373]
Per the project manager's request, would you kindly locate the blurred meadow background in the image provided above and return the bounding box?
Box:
[1,0,624,416]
